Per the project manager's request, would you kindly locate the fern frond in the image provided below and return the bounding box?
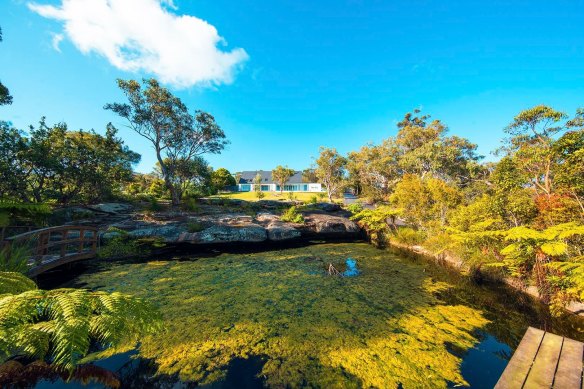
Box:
[0,271,37,294]
[0,276,161,372]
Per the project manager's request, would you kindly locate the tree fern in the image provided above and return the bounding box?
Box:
[497,222,584,310]
[0,272,162,377]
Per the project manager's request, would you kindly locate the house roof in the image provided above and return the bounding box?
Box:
[238,170,314,184]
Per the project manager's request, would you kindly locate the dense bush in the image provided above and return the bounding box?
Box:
[391,227,426,245]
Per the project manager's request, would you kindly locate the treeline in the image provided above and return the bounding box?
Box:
[0,78,233,208]
[0,119,139,204]
[324,105,583,314]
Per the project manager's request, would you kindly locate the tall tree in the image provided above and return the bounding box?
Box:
[347,139,401,200]
[105,78,228,205]
[272,165,295,193]
[154,157,211,199]
[301,168,318,183]
[396,110,480,183]
[501,105,568,196]
[315,147,346,201]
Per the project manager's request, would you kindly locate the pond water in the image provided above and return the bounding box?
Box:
[38,242,584,388]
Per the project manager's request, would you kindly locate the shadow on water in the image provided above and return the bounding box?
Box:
[33,351,266,389]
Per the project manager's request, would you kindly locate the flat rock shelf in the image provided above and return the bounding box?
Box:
[495,326,584,388]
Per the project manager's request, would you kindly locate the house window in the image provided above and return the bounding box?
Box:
[303,184,308,191]
[261,185,270,191]
[240,184,251,192]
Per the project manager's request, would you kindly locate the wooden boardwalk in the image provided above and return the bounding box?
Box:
[2,225,99,277]
[495,327,583,388]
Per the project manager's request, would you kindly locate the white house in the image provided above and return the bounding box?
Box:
[236,170,323,192]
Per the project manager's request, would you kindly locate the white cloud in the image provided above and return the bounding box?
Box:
[51,32,64,52]
[28,0,248,88]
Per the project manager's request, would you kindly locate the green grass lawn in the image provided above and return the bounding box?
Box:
[209,191,340,202]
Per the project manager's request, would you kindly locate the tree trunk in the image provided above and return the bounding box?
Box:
[155,148,181,206]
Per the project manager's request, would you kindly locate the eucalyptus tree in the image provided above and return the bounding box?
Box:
[395,110,480,183]
[272,165,295,193]
[500,105,568,196]
[315,147,346,201]
[106,78,228,205]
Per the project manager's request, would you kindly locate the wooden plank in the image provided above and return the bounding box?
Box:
[495,327,545,389]
[524,331,564,388]
[554,337,584,389]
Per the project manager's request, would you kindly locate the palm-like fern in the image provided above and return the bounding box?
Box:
[497,222,584,306]
[0,272,161,375]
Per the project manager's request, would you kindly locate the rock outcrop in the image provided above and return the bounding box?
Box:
[102,202,361,245]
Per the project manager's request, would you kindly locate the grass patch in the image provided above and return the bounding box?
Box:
[209,191,339,203]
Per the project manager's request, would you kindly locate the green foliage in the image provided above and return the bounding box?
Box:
[0,201,52,228]
[392,227,426,245]
[0,29,12,106]
[0,272,161,373]
[0,119,140,204]
[489,222,584,308]
[286,191,296,201]
[147,197,162,212]
[391,175,461,229]
[0,271,37,294]
[308,195,318,204]
[318,192,326,201]
[272,165,295,193]
[255,190,265,199]
[186,221,204,233]
[211,168,236,190]
[182,197,200,213]
[339,105,583,313]
[0,244,31,273]
[73,243,493,388]
[98,229,145,259]
[351,205,401,246]
[315,147,347,201]
[346,201,363,214]
[106,78,227,205]
[280,206,304,223]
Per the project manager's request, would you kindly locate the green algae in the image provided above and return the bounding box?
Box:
[73,243,492,388]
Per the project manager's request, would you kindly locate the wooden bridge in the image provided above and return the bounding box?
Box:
[2,225,99,277]
[495,326,583,388]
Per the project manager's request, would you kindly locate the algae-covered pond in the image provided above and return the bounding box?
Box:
[46,242,584,388]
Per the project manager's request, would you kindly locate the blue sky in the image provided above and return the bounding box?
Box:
[1,0,583,173]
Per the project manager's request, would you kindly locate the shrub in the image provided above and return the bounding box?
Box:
[147,197,162,212]
[281,206,304,224]
[392,227,426,245]
[318,192,326,201]
[98,229,144,259]
[255,191,265,199]
[286,192,296,201]
[346,202,363,214]
[309,195,318,204]
[183,197,200,213]
[187,221,204,233]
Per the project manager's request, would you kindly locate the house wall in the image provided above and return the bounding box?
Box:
[237,183,322,192]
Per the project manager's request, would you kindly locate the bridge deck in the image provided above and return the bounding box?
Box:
[495,326,583,389]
